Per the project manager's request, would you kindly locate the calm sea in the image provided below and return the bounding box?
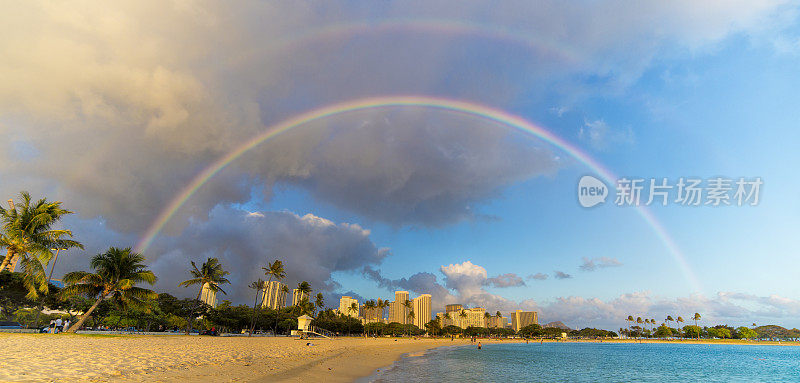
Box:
[364,342,800,382]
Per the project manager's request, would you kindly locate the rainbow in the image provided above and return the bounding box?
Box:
[135,96,702,292]
[231,18,580,68]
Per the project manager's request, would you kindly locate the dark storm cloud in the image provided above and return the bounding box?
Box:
[0,0,787,237]
[143,206,389,303]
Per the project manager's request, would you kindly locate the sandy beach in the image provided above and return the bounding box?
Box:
[0,333,509,382]
[1,334,796,382]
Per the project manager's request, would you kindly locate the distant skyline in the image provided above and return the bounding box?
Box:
[1,1,799,329]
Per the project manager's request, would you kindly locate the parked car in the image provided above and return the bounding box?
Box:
[0,321,23,329]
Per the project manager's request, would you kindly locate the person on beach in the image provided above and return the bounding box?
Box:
[55,318,63,333]
[49,320,55,334]
[63,320,70,332]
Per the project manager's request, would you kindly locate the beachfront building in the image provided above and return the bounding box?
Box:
[338,296,360,318]
[487,315,509,329]
[510,310,538,332]
[200,282,217,308]
[292,289,309,306]
[412,294,432,329]
[460,307,487,328]
[389,291,410,324]
[435,312,450,327]
[261,281,287,309]
[445,304,463,313]
[444,304,464,327]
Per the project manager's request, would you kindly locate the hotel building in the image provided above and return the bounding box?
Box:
[261,281,287,309]
[412,294,432,329]
[338,296,360,318]
[487,315,509,329]
[389,291,410,324]
[200,282,217,308]
[292,288,309,306]
[510,310,538,332]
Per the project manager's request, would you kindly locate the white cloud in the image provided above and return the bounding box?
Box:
[579,256,623,271]
[579,119,634,151]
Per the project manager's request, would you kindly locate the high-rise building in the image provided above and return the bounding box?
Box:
[487,315,509,329]
[338,296,360,318]
[261,281,287,309]
[292,289,309,306]
[510,310,538,332]
[389,291,410,324]
[200,282,217,308]
[412,294,432,329]
[445,304,463,313]
[460,307,486,328]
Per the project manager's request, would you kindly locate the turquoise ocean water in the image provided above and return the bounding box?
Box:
[365,342,800,382]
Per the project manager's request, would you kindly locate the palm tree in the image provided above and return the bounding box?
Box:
[362,300,375,335]
[62,247,156,333]
[484,312,491,328]
[0,192,83,298]
[315,293,325,315]
[407,310,416,335]
[636,317,643,338]
[376,298,386,322]
[692,313,701,339]
[459,310,468,336]
[347,301,359,336]
[178,257,230,334]
[402,299,412,324]
[444,312,451,326]
[666,315,674,329]
[626,315,634,337]
[248,279,267,336]
[296,281,312,305]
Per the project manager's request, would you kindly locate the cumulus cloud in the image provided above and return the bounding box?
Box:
[579,257,623,272]
[365,261,800,328]
[527,273,549,281]
[554,270,573,279]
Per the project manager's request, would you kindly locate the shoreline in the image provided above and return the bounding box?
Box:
[1,334,797,382]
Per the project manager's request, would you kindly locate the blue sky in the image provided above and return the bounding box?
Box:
[2,1,799,329]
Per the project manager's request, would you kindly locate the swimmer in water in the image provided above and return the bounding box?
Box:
[478,342,482,350]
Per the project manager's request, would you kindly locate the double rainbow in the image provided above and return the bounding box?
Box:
[134,96,701,292]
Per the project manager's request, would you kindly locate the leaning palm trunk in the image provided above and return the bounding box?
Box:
[0,249,15,272]
[66,292,107,333]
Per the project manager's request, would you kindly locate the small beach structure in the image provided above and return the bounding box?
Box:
[297,315,313,332]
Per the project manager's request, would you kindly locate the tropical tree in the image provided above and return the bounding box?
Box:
[407,310,416,335]
[484,311,491,328]
[444,312,451,326]
[295,281,312,305]
[0,192,83,298]
[347,301,359,335]
[62,247,157,333]
[692,313,701,327]
[362,300,375,335]
[248,279,267,335]
[178,257,230,334]
[459,310,468,335]
[402,299,412,324]
[315,293,325,315]
[666,315,674,329]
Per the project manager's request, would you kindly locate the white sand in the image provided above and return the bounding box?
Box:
[0,333,506,382]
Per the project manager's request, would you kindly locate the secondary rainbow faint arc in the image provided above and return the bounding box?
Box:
[134,95,702,292]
